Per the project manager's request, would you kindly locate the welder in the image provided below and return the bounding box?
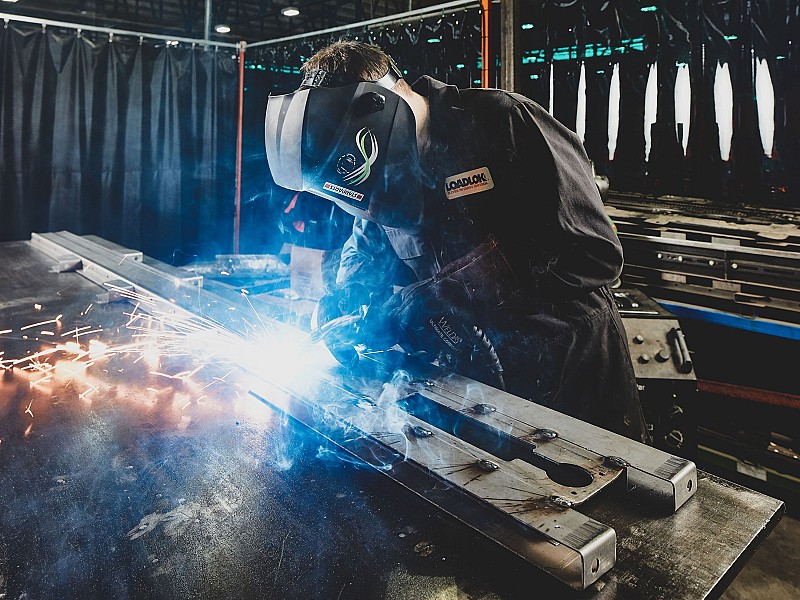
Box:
[265,41,648,442]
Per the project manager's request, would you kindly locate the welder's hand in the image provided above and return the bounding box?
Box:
[389,237,523,386]
[389,279,474,370]
[312,283,394,369]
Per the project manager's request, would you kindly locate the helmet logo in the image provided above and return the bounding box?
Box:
[341,127,378,186]
[336,154,357,176]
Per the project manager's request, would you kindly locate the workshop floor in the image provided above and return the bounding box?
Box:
[721,511,800,599]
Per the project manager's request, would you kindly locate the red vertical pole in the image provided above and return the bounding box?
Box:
[481,0,491,88]
[234,41,246,255]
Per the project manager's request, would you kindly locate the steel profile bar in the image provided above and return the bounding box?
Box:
[247,374,618,590]
[357,352,698,514]
[26,232,700,589]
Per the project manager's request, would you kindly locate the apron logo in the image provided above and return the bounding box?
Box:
[339,127,378,186]
[444,166,494,199]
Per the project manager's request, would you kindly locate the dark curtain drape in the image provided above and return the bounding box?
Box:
[516,0,800,209]
[0,23,239,263]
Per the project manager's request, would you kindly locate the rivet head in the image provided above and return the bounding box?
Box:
[476,459,500,472]
[549,495,573,508]
[409,425,434,438]
[531,428,559,441]
[604,455,628,469]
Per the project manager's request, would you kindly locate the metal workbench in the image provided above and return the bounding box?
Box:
[0,238,785,599]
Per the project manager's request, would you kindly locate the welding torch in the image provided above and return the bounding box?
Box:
[308,312,364,345]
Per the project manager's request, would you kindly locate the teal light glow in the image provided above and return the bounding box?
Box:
[530,74,539,79]
[522,37,645,64]
[640,5,657,12]
[427,38,441,43]
[724,35,738,41]
[252,64,301,74]
[521,23,534,30]
[455,63,466,69]
[247,57,305,76]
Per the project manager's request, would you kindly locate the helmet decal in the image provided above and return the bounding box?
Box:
[342,127,378,186]
[265,81,423,229]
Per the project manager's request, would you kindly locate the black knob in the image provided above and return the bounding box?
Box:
[358,91,386,113]
[665,429,684,449]
[633,334,645,344]
[656,348,671,362]
[667,404,684,419]
[638,354,651,364]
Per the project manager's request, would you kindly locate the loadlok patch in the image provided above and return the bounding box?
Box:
[444,166,494,199]
[323,182,364,202]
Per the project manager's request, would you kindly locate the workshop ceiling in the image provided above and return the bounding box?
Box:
[1,0,446,43]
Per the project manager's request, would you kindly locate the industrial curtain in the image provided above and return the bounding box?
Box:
[0,22,239,262]
[519,0,800,208]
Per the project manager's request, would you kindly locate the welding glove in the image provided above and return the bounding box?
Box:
[312,282,395,369]
[388,237,525,388]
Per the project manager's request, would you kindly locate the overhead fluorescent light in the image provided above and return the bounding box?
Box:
[1,0,20,4]
[281,6,300,17]
[215,24,231,33]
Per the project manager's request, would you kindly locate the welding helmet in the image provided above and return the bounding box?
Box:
[265,63,423,230]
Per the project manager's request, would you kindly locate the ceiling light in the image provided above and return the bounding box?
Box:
[281,6,300,17]
[1,0,20,4]
[215,24,231,33]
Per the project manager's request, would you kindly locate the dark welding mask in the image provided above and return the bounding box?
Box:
[265,64,423,230]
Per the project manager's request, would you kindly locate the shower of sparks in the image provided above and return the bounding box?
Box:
[2,287,334,435]
[20,316,62,331]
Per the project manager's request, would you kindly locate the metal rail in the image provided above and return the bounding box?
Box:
[607,199,800,333]
[247,0,478,48]
[0,12,241,48]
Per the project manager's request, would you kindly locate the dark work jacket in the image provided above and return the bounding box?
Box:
[336,76,647,442]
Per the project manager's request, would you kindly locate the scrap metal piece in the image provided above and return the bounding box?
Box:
[82,235,144,262]
[97,279,136,304]
[52,254,83,273]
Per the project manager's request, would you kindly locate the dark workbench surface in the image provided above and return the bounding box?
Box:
[0,239,785,599]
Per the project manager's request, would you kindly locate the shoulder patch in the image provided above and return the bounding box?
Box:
[444,167,495,200]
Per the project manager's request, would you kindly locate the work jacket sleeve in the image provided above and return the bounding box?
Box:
[503,100,623,294]
[335,217,406,291]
